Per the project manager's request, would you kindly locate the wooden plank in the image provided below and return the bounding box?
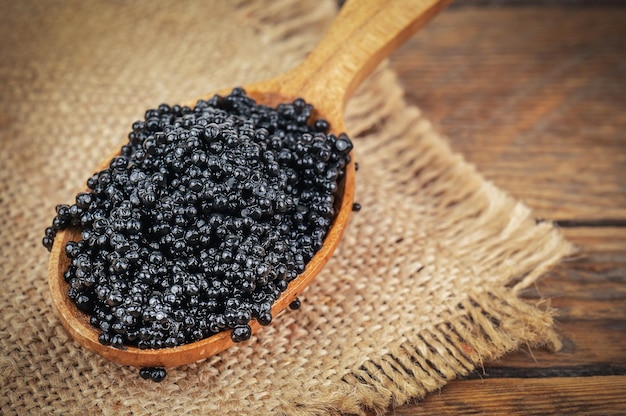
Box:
[485,319,626,370]
[388,8,626,221]
[393,376,626,415]
[490,227,626,369]
[560,227,626,255]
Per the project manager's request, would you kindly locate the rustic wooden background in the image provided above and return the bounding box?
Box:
[384,3,626,414]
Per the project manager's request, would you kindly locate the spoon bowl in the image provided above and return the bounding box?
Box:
[49,0,450,368]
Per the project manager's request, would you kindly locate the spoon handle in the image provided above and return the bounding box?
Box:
[277,0,451,119]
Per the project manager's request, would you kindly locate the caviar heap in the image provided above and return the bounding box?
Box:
[43,88,352,350]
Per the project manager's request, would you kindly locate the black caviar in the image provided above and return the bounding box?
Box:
[288,298,301,310]
[43,88,354,353]
[139,367,167,382]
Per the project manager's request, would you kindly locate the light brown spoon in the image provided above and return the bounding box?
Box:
[49,0,450,368]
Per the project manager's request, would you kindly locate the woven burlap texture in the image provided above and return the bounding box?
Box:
[1,1,574,415]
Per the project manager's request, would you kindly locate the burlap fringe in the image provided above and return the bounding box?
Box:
[337,289,561,415]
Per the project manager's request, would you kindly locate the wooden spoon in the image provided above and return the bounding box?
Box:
[49,0,450,368]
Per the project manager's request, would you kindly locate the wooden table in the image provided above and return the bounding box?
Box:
[385,5,626,414]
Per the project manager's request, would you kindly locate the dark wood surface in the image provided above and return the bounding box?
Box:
[386,5,626,415]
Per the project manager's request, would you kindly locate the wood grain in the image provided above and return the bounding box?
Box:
[386,6,626,415]
[395,376,626,415]
[389,7,626,221]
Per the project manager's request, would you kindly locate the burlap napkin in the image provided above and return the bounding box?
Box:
[0,1,573,414]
